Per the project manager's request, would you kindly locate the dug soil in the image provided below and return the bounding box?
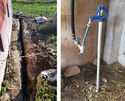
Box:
[62,62,125,101]
[1,16,57,101]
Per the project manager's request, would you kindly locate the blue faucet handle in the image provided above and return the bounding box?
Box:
[76,38,81,41]
[79,56,82,60]
[89,5,109,22]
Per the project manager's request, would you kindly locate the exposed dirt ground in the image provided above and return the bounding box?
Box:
[62,62,125,101]
[0,16,57,101]
[0,18,22,101]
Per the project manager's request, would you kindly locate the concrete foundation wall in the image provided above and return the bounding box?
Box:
[118,20,125,67]
[0,0,12,91]
[103,0,125,67]
[61,0,109,68]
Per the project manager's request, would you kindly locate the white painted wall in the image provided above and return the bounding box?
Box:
[0,0,12,92]
[118,19,125,67]
[104,0,125,67]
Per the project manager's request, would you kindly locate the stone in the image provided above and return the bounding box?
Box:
[93,58,97,65]
[7,87,13,91]
[64,86,68,91]
[102,78,108,83]
[75,84,80,88]
[2,80,8,86]
[0,93,10,101]
[64,66,81,77]
[46,47,53,52]
[88,93,93,98]
[35,33,40,37]
[39,69,57,86]
[119,70,123,72]
[85,81,89,84]
[88,85,93,90]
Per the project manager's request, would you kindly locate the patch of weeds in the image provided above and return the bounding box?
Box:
[35,77,57,101]
[48,19,54,23]
[39,24,57,35]
[1,86,6,95]
[45,35,57,53]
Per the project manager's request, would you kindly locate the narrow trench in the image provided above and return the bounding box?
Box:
[18,17,27,101]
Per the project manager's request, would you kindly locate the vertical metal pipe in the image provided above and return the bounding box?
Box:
[96,22,102,92]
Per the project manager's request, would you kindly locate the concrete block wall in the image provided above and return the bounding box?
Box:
[103,0,125,67]
[118,20,125,67]
[61,0,109,68]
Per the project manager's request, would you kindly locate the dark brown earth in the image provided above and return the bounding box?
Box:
[62,62,125,101]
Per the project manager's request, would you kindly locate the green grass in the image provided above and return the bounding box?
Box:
[12,1,57,17]
[12,0,56,2]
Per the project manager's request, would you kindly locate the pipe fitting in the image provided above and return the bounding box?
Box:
[79,54,82,60]
[79,45,84,54]
[73,39,84,59]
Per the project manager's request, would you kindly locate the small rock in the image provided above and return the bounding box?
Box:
[75,84,79,88]
[93,58,97,65]
[13,77,18,82]
[52,53,56,55]
[46,47,53,52]
[119,70,123,72]
[2,80,8,86]
[7,87,13,91]
[109,92,112,94]
[102,78,108,83]
[61,78,63,89]
[88,93,93,98]
[35,33,40,37]
[64,66,81,77]
[85,81,89,84]
[88,85,93,90]
[38,69,57,86]
[64,86,68,91]
[88,96,92,101]
[0,93,10,101]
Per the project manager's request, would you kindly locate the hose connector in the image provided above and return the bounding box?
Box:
[76,38,81,44]
[79,54,82,60]
[73,38,85,59]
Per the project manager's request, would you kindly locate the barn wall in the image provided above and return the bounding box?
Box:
[61,0,109,68]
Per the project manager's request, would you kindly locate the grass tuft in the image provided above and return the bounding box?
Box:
[12,1,57,18]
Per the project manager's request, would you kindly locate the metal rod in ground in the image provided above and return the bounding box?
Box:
[96,21,102,92]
